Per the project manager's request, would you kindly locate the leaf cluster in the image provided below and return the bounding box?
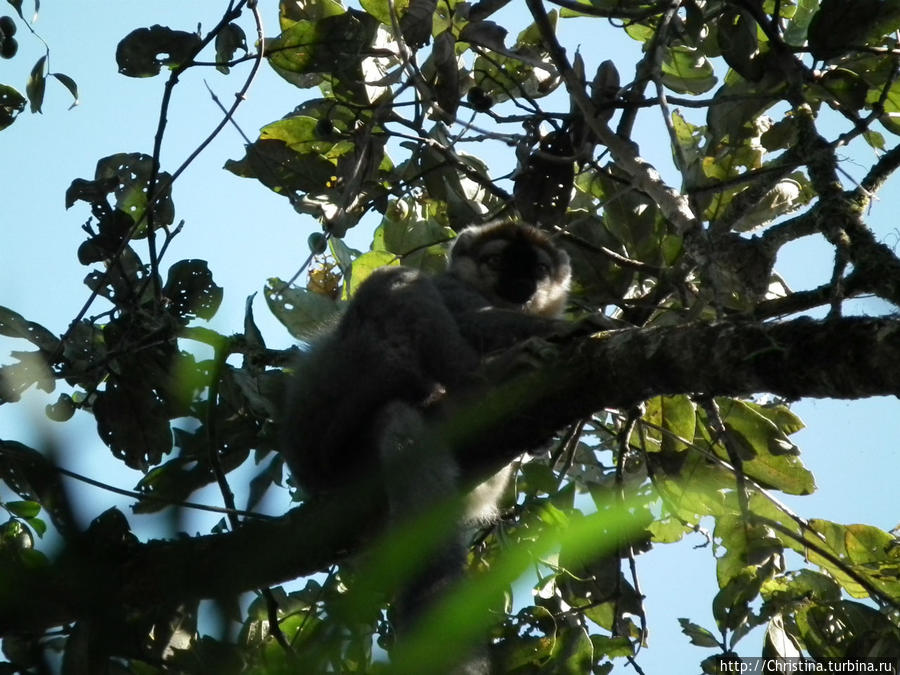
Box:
[0,2,78,127]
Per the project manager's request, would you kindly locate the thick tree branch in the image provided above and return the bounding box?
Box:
[459,315,900,469]
[2,316,899,634]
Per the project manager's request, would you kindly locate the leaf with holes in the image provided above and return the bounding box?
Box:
[116,25,202,77]
[215,22,247,74]
[94,378,173,470]
[163,260,223,323]
[0,306,59,352]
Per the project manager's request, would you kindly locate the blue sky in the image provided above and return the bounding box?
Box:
[0,2,897,671]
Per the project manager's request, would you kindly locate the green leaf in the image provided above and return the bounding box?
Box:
[783,0,819,47]
[864,129,886,150]
[0,440,76,535]
[0,350,55,403]
[867,77,900,135]
[536,500,570,528]
[116,25,202,77]
[0,83,26,129]
[717,7,762,82]
[671,109,705,173]
[281,0,345,24]
[261,116,355,157]
[264,277,340,340]
[0,305,59,351]
[574,168,662,265]
[748,400,805,435]
[715,517,783,587]
[229,98,388,214]
[678,618,721,648]
[652,450,737,520]
[520,462,558,495]
[591,634,634,659]
[94,378,173,470]
[712,561,775,632]
[25,516,46,538]
[133,444,248,516]
[800,520,900,600]
[66,153,175,233]
[25,55,45,113]
[45,393,76,422]
[214,22,247,74]
[623,20,654,43]
[247,454,284,512]
[224,137,340,196]
[347,250,397,295]
[712,398,815,495]
[707,71,784,145]
[647,516,689,544]
[795,600,900,658]
[6,500,40,519]
[379,217,451,266]
[643,395,697,454]
[763,614,802,658]
[553,623,594,672]
[813,68,868,111]
[516,9,556,48]
[761,569,842,607]
[265,9,381,102]
[51,72,79,108]
[809,0,900,60]
[6,0,25,22]
[359,0,410,26]
[558,215,635,305]
[471,48,557,103]
[661,45,716,95]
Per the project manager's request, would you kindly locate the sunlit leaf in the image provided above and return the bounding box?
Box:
[264,277,340,340]
[661,45,716,95]
[678,618,721,648]
[6,500,40,519]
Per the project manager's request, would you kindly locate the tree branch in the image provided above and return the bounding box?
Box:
[2,316,900,634]
[796,106,900,307]
[523,0,698,237]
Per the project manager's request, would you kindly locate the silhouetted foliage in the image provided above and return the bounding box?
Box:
[0,1,899,673]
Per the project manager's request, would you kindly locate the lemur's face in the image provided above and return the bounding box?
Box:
[449,223,571,317]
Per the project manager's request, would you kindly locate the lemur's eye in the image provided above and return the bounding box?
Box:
[483,254,504,269]
[535,262,551,278]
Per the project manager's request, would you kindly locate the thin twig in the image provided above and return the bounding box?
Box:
[52,464,274,519]
[700,398,751,522]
